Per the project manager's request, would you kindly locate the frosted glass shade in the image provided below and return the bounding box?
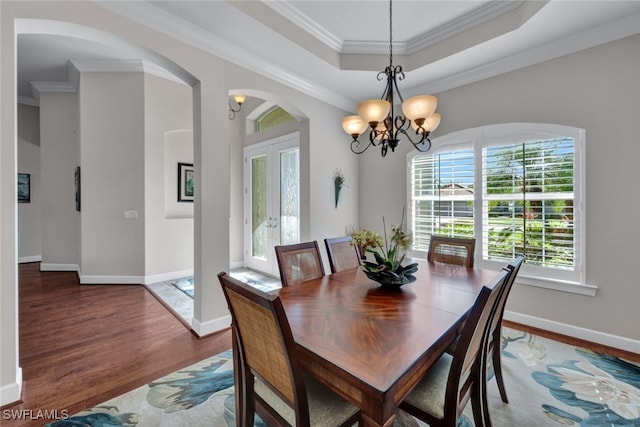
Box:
[357,99,391,125]
[411,113,441,133]
[402,95,437,121]
[342,115,368,136]
[232,94,246,104]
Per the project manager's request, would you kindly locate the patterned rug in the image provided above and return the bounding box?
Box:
[48,328,640,426]
[172,278,194,298]
[172,270,280,300]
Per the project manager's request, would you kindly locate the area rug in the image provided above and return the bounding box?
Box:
[229,268,281,293]
[172,270,280,300]
[48,328,640,427]
[172,277,194,299]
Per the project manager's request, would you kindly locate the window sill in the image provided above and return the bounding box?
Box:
[517,275,597,296]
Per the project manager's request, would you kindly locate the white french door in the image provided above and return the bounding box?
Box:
[244,133,300,276]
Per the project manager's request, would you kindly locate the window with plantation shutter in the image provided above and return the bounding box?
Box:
[483,138,575,270]
[410,149,475,251]
[408,123,588,292]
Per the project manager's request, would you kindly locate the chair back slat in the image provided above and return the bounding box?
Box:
[275,241,325,287]
[225,289,295,403]
[490,255,525,338]
[219,274,302,406]
[447,269,510,417]
[428,235,476,268]
[325,236,360,273]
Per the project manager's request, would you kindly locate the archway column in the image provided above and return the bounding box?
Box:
[0,10,22,406]
[191,81,232,336]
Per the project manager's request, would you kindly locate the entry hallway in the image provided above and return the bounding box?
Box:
[1,263,231,427]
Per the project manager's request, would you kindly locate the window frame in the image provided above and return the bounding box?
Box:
[407,123,594,295]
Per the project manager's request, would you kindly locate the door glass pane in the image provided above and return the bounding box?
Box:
[280,148,299,245]
[251,155,268,259]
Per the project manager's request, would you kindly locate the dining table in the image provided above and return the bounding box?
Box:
[273,259,499,427]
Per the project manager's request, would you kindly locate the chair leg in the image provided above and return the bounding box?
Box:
[492,345,509,403]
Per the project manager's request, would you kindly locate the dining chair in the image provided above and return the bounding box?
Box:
[427,235,476,268]
[324,236,361,273]
[485,255,525,404]
[399,268,510,427]
[275,241,325,287]
[218,272,361,427]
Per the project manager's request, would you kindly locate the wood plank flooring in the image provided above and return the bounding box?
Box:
[1,263,231,427]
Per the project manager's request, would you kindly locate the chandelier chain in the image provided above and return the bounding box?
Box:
[389,0,393,68]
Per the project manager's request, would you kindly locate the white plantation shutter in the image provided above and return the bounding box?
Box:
[410,149,475,251]
[408,123,584,286]
[482,138,575,270]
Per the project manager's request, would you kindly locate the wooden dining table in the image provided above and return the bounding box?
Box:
[274,259,499,427]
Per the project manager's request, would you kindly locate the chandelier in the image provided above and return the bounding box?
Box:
[341,0,441,157]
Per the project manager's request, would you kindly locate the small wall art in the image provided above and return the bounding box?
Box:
[18,173,30,203]
[74,167,81,211]
[178,162,194,203]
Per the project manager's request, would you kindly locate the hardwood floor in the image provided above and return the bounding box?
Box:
[504,320,640,363]
[1,263,231,427]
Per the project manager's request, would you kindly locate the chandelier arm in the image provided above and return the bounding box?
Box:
[391,66,405,104]
[350,137,375,155]
[397,128,432,152]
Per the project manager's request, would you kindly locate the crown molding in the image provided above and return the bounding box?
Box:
[406,8,640,97]
[71,59,185,85]
[405,0,525,54]
[316,1,526,56]
[26,58,187,105]
[262,1,343,52]
[95,1,354,111]
[18,95,40,107]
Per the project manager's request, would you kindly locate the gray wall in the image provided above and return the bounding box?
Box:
[39,92,80,269]
[144,73,194,279]
[17,104,41,262]
[359,34,640,343]
[79,72,145,280]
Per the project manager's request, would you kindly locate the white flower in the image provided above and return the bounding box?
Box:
[511,338,547,367]
[552,362,640,420]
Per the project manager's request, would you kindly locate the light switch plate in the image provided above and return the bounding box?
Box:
[124,210,138,219]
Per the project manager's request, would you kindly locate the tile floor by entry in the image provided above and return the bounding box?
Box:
[146,268,281,327]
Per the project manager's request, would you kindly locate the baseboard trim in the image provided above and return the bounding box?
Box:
[0,367,22,407]
[191,315,231,338]
[40,263,79,272]
[144,269,194,285]
[79,275,144,285]
[18,255,41,264]
[504,310,640,354]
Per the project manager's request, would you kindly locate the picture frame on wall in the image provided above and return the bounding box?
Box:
[178,162,194,203]
[74,166,81,212]
[18,173,30,203]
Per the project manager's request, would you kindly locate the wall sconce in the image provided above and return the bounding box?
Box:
[229,94,246,120]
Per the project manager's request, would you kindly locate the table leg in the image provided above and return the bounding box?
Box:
[361,412,396,427]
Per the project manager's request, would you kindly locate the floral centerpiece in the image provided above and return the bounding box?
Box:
[351,211,418,288]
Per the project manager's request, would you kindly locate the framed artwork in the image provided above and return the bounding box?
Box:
[178,162,194,202]
[74,167,81,212]
[18,173,30,203]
